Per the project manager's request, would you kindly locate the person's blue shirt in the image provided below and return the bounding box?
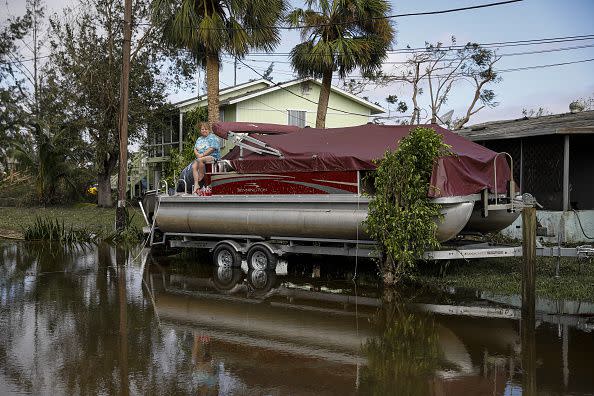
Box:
[194,133,221,160]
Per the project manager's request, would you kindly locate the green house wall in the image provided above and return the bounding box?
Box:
[235,82,372,127]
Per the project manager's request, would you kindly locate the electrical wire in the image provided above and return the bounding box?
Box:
[332,57,594,81]
[141,0,523,31]
[572,209,594,240]
[243,42,594,64]
[237,58,381,119]
[246,34,594,56]
[219,79,314,126]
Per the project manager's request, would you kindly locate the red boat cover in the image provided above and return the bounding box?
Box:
[216,122,511,198]
[212,121,300,139]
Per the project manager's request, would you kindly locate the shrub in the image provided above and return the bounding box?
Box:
[364,127,450,283]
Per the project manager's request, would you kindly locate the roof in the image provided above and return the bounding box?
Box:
[172,79,274,108]
[216,121,511,198]
[456,110,594,141]
[174,77,386,114]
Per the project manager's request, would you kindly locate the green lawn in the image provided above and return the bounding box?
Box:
[0,204,146,238]
[417,256,594,303]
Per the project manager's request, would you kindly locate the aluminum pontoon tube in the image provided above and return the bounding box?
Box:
[154,195,475,243]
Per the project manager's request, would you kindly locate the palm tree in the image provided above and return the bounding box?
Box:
[151,0,286,125]
[12,123,79,205]
[287,0,394,128]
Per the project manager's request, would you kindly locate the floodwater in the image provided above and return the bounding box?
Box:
[0,241,593,395]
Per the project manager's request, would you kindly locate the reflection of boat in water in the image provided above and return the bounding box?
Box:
[143,123,522,266]
[146,262,527,394]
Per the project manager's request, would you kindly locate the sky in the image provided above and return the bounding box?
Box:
[2,0,594,125]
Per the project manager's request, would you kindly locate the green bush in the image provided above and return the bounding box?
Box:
[364,127,451,283]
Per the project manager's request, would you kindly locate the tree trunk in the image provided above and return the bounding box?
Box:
[97,172,113,208]
[410,63,420,125]
[316,68,333,128]
[206,54,220,125]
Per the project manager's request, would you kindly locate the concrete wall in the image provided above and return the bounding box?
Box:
[501,209,594,243]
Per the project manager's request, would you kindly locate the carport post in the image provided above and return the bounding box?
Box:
[563,134,570,211]
[179,111,184,152]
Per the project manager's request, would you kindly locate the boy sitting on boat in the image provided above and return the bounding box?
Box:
[192,121,220,194]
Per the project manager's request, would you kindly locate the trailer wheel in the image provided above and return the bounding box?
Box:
[247,246,277,270]
[247,269,277,295]
[213,243,242,267]
[212,266,244,291]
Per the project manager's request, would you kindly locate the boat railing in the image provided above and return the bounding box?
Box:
[482,152,515,217]
[159,180,168,196]
[229,131,283,158]
[493,151,514,205]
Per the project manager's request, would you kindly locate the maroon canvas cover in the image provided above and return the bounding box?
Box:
[218,122,511,198]
[212,121,300,139]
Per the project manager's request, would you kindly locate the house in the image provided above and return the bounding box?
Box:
[144,78,385,190]
[457,110,594,243]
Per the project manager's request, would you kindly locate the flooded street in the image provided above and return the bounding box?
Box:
[0,241,593,395]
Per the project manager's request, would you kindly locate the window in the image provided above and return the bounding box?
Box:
[288,110,306,128]
[147,113,180,158]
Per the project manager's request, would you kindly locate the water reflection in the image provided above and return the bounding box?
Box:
[0,241,593,395]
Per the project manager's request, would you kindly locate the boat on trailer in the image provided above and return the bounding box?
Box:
[142,121,522,269]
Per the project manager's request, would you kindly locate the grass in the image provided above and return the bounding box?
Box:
[0,204,146,240]
[23,217,96,245]
[416,256,594,303]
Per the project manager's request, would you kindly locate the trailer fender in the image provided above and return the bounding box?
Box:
[249,242,285,257]
[211,239,247,254]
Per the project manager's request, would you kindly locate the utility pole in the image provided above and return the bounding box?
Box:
[234,56,237,86]
[521,206,537,395]
[116,0,133,231]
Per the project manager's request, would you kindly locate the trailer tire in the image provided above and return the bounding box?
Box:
[212,266,244,291]
[213,243,242,267]
[247,269,277,295]
[247,246,277,271]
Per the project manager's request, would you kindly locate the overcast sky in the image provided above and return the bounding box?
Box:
[3,0,594,125]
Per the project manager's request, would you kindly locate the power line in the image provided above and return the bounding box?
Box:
[494,57,594,72]
[246,34,594,56]
[286,0,524,30]
[236,58,380,119]
[219,79,313,126]
[341,57,594,80]
[0,53,51,65]
[234,44,594,80]
[243,42,594,65]
[144,0,522,31]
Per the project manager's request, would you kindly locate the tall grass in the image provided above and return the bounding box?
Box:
[102,207,143,244]
[23,210,143,246]
[23,217,96,245]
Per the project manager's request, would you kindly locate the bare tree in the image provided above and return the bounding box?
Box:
[453,44,501,129]
[385,38,501,128]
